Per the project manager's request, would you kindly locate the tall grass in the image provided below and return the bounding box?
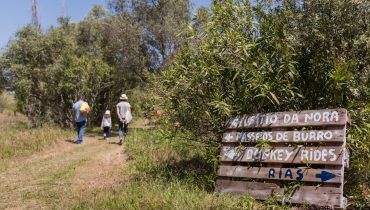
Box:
[73,129,292,210]
[0,92,16,114]
[0,96,74,160]
[0,122,74,159]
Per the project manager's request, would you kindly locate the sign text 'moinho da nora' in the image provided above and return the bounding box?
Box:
[226,109,347,128]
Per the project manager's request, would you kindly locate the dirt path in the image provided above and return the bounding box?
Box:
[0,135,127,209]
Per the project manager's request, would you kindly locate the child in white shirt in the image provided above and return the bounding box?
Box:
[101,110,112,139]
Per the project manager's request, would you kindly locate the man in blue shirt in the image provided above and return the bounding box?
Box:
[72,96,88,144]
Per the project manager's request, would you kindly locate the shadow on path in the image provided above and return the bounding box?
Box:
[65,139,77,144]
[108,142,123,145]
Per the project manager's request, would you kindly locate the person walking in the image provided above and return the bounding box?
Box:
[72,96,90,144]
[116,94,132,145]
[101,110,112,140]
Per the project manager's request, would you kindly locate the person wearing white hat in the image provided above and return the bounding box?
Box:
[101,110,112,140]
[116,94,132,145]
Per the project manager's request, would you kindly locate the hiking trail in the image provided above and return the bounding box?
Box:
[0,134,127,209]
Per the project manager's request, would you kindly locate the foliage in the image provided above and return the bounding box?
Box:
[0,2,191,127]
[0,0,369,207]
[0,58,7,91]
[158,0,369,207]
[159,0,301,141]
[108,0,191,64]
[1,20,112,127]
[72,129,295,210]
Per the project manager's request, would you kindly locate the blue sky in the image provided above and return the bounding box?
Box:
[0,0,211,51]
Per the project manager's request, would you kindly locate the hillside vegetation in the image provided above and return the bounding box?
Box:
[0,0,369,208]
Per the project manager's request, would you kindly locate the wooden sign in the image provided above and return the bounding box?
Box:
[226,109,347,128]
[220,146,346,165]
[218,166,343,183]
[216,108,349,208]
[222,129,345,143]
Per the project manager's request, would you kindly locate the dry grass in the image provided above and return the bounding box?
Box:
[0,92,16,113]
[0,97,286,209]
[71,129,290,210]
[0,132,127,209]
[0,112,74,160]
[0,93,74,160]
[0,98,128,209]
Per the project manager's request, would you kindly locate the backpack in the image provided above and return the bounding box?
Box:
[79,102,90,116]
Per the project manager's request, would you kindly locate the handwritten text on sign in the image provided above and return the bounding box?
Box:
[217,108,349,207]
[221,146,344,165]
[227,109,347,128]
[218,166,341,183]
[222,130,344,143]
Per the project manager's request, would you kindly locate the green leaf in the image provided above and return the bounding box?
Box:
[269,92,280,105]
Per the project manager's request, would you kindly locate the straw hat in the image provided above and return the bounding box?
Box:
[120,94,128,100]
[105,110,111,115]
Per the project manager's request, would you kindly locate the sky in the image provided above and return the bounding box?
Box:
[0,0,211,51]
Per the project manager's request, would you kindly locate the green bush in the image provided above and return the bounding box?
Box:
[157,0,369,207]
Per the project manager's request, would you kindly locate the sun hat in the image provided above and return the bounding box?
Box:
[120,94,128,100]
[105,110,111,115]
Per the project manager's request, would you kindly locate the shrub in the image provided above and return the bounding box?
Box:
[157,0,370,207]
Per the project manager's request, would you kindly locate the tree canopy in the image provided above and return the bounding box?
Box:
[0,1,191,127]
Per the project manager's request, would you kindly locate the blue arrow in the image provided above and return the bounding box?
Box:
[315,171,336,182]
